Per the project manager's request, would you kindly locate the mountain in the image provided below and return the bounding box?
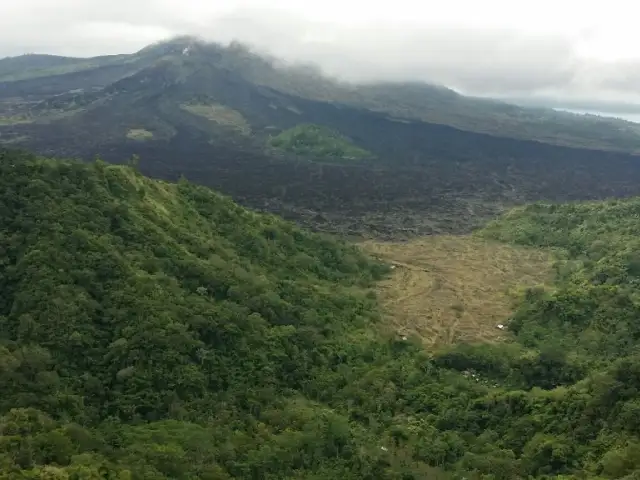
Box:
[3,37,639,152]
[4,147,640,478]
[3,37,640,238]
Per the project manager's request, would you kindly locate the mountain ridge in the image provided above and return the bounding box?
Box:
[4,38,640,239]
[3,37,640,152]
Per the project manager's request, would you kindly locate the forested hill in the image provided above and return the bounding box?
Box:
[4,148,640,479]
[0,148,442,479]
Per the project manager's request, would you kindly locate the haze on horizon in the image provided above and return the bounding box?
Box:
[2,0,639,118]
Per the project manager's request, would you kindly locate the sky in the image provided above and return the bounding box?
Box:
[1,0,640,113]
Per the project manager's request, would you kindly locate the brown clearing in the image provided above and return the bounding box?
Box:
[361,235,553,348]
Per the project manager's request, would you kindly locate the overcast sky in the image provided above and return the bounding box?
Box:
[2,0,640,112]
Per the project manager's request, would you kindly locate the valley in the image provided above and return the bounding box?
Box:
[3,36,640,480]
[3,148,640,478]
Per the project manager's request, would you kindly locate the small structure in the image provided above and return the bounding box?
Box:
[496,324,505,330]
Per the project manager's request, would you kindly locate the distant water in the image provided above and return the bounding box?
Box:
[555,108,640,124]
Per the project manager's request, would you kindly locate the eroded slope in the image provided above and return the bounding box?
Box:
[362,235,554,346]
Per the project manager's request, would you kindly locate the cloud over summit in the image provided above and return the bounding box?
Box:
[2,0,640,111]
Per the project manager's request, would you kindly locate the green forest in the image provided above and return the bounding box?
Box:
[2,148,640,479]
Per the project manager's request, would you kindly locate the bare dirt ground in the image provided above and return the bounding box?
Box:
[361,235,554,347]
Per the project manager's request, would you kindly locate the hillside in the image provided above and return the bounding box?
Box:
[373,195,640,479]
[3,39,640,238]
[0,148,416,479]
[4,148,640,477]
[2,38,640,152]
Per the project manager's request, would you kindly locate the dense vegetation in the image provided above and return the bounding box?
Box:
[480,197,640,365]
[0,149,443,479]
[459,199,640,478]
[4,148,640,479]
[268,124,372,161]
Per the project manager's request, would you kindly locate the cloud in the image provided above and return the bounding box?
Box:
[1,0,639,111]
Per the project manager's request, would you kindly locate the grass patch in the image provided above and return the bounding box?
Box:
[0,116,31,125]
[181,103,251,135]
[362,235,553,347]
[268,123,373,161]
[126,128,154,141]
